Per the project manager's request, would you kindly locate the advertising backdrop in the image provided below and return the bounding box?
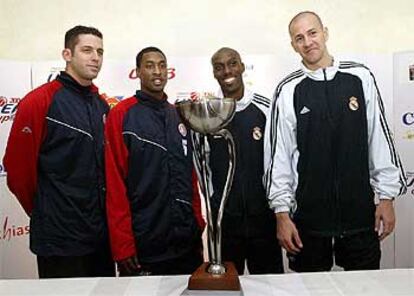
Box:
[0,53,405,278]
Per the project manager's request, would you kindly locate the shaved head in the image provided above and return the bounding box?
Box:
[211,47,242,64]
[289,11,324,36]
[211,47,245,100]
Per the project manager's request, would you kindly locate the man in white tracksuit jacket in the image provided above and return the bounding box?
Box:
[264,11,406,272]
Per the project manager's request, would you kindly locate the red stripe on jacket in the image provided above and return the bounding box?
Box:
[105,96,137,261]
[3,80,61,215]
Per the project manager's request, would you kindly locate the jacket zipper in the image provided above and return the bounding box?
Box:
[323,69,342,236]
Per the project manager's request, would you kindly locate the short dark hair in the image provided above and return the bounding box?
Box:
[64,25,103,52]
[136,47,166,68]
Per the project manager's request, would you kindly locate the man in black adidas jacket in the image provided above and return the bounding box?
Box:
[264,11,407,272]
[195,47,283,274]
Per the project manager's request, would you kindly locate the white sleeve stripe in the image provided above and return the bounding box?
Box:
[267,72,304,195]
[340,62,407,195]
[371,72,408,194]
[266,106,280,195]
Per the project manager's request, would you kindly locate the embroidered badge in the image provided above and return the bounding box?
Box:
[21,126,32,134]
[178,123,187,137]
[252,127,262,140]
[348,96,359,111]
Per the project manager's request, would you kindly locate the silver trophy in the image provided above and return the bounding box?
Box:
[176,95,241,292]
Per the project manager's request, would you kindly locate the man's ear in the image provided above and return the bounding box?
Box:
[291,41,299,53]
[241,62,246,74]
[136,67,141,79]
[324,27,329,42]
[62,48,72,62]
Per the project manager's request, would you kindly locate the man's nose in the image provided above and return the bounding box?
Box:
[153,65,162,75]
[303,36,312,47]
[223,65,232,75]
[91,50,100,61]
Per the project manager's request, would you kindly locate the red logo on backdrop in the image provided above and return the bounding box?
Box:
[0,216,30,242]
[0,96,20,124]
[190,92,199,101]
[129,67,176,80]
[176,91,215,102]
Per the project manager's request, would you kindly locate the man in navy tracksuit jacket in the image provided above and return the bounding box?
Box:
[105,47,205,276]
[4,26,114,278]
[194,47,283,274]
[265,11,407,272]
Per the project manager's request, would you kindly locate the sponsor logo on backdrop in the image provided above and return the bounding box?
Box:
[402,112,414,126]
[0,216,30,242]
[176,91,215,102]
[403,130,414,140]
[406,172,414,195]
[47,67,65,82]
[401,112,414,140]
[0,96,20,124]
[101,93,124,109]
[244,63,254,87]
[0,162,6,177]
[129,67,176,80]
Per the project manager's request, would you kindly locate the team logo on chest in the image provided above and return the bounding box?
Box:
[348,96,359,111]
[252,126,262,141]
[178,123,187,137]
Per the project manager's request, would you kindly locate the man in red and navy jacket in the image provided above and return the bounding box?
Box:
[3,26,114,278]
[105,47,205,276]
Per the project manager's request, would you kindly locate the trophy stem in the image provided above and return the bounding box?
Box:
[214,129,236,267]
[199,135,218,264]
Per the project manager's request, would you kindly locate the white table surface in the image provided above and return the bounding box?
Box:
[0,268,413,296]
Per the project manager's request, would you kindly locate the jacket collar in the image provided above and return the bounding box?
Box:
[57,71,98,95]
[136,90,168,109]
[301,58,339,81]
[216,88,254,112]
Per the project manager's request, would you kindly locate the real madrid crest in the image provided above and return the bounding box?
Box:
[252,127,262,141]
[178,123,187,137]
[348,96,359,111]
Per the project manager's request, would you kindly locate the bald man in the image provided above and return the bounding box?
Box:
[264,11,406,272]
[194,47,283,274]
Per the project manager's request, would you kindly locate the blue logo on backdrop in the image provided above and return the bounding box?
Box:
[0,96,20,124]
[402,112,414,126]
[0,163,6,177]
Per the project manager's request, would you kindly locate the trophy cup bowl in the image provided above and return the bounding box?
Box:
[175,97,236,134]
[176,96,241,294]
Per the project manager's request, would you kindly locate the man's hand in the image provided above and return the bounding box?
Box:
[375,199,396,241]
[276,212,303,254]
[117,255,141,275]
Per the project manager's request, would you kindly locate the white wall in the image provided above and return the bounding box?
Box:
[1,0,414,61]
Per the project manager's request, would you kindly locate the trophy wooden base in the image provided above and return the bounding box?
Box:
[188,262,241,291]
